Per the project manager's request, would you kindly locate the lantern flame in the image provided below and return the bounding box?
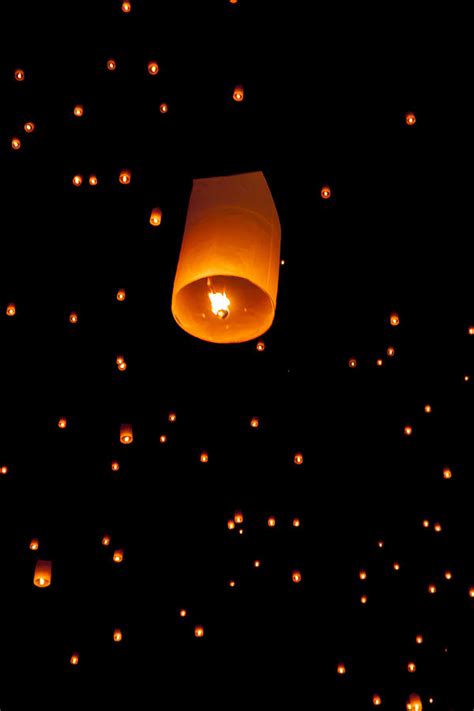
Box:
[208,288,230,319]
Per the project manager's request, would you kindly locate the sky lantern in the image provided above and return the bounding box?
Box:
[107,59,116,71]
[29,538,39,551]
[416,634,423,644]
[444,570,453,580]
[393,562,401,571]
[6,303,16,316]
[433,523,442,533]
[422,519,429,528]
[113,629,123,642]
[121,1,131,11]
[113,550,124,563]
[386,347,395,357]
[267,516,276,527]
[200,451,209,463]
[233,84,244,101]
[111,461,120,472]
[168,412,177,422]
[229,580,236,588]
[179,609,187,618]
[250,417,259,428]
[405,112,416,126]
[116,289,126,301]
[360,595,368,604]
[320,186,331,199]
[373,695,382,706]
[34,560,52,588]
[69,312,78,324]
[58,418,67,429]
[404,425,413,436]
[292,518,301,528]
[469,587,474,598]
[159,435,167,444]
[469,326,474,335]
[194,626,204,638]
[150,207,162,226]
[148,61,159,75]
[428,584,436,594]
[377,540,384,548]
[1,466,9,475]
[227,520,235,530]
[234,512,244,524]
[292,570,302,583]
[424,404,432,413]
[294,452,304,465]
[119,170,131,184]
[172,172,281,343]
[253,560,261,568]
[359,569,367,580]
[11,137,21,150]
[406,693,422,711]
[73,104,84,117]
[14,68,25,81]
[348,358,357,368]
[256,340,265,352]
[407,661,416,672]
[89,175,98,186]
[70,653,80,666]
[102,535,111,546]
[24,122,35,133]
[443,467,452,479]
[160,103,168,114]
[376,358,383,366]
[337,663,346,675]
[120,424,133,444]
[390,312,400,326]
[72,175,82,187]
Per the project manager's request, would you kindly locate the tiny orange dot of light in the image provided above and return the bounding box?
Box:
[256,341,265,352]
[160,103,168,113]
[234,513,243,524]
[359,570,367,580]
[361,595,368,604]
[11,138,21,150]
[15,69,25,81]
[73,105,84,117]
[390,313,400,326]
[179,609,187,618]
[292,571,302,583]
[337,664,346,674]
[292,518,300,528]
[117,290,126,301]
[268,517,276,527]
[159,435,167,444]
[348,358,357,368]
[227,520,235,530]
[24,122,35,133]
[122,1,131,12]
[445,570,452,580]
[70,655,79,666]
[387,347,395,357]
[443,468,452,479]
[72,175,82,187]
[229,580,236,588]
[424,404,432,413]
[250,417,259,428]
[376,359,383,366]
[107,59,116,71]
[422,519,430,528]
[69,312,78,323]
[254,560,261,568]
[113,629,123,642]
[102,536,111,546]
[194,626,204,638]
[406,112,416,125]
[434,523,442,532]
[1,466,9,475]
[416,635,423,644]
[58,418,67,428]
[321,186,331,199]
[469,587,474,598]
[404,425,413,436]
[168,413,177,422]
[200,452,208,463]
[111,462,120,472]
[148,62,159,75]
[89,175,98,186]
[428,584,436,594]
[6,304,16,316]
[294,453,303,465]
[393,562,400,571]
[377,541,384,548]
[407,662,416,672]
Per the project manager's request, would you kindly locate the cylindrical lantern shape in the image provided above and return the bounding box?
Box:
[171,172,281,343]
[120,424,133,444]
[34,560,52,588]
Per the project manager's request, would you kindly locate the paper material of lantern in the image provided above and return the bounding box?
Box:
[120,424,133,444]
[172,172,281,343]
[34,560,52,587]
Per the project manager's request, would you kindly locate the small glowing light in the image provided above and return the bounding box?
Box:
[267,517,276,527]
[148,61,159,75]
[30,539,39,551]
[116,289,126,301]
[73,105,84,117]
[120,424,133,445]
[111,461,120,472]
[24,122,35,133]
[229,580,236,588]
[434,522,442,533]
[58,418,67,429]
[465,374,470,382]
[179,609,187,618]
[405,112,416,126]
[404,425,413,436]
[376,359,383,367]
[422,519,430,528]
[233,84,244,101]
[359,569,367,580]
[393,562,400,571]
[113,629,123,642]
[360,595,368,605]
[194,626,204,638]
[159,435,167,444]
[208,289,230,319]
[292,518,301,528]
[428,584,436,594]
[150,207,162,226]
[292,570,302,584]
[160,103,168,114]
[168,412,177,423]
[256,341,265,352]
[234,512,244,524]
[70,654,80,666]
[69,312,78,324]
[253,560,261,568]
[118,361,127,372]
[320,186,331,199]
[1,466,9,475]
[14,69,25,81]
[116,356,125,365]
[337,664,346,675]
[469,586,474,598]
[443,467,452,480]
[6,303,16,316]
[227,520,235,530]
[444,570,453,580]
[250,417,259,428]
[121,1,131,12]
[102,535,111,546]
[390,312,400,326]
[11,137,21,150]
[407,662,416,673]
[415,634,423,644]
[281,259,285,265]
[294,453,304,465]
[424,404,432,413]
[72,175,83,187]
[89,175,98,186]
[113,550,124,563]
[377,540,384,549]
[119,170,131,184]
[238,528,244,535]
[372,694,381,706]
[348,358,358,368]
[107,59,117,71]
[386,346,395,357]
[200,452,209,463]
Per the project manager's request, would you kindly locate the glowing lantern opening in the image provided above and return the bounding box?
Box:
[73,105,84,117]
[294,453,304,465]
[292,571,302,583]
[117,289,126,301]
[69,312,78,324]
[72,175,83,187]
[89,175,98,186]
[160,103,168,113]
[70,654,80,666]
[120,424,133,444]
[119,170,131,184]
[15,69,25,81]
[113,550,124,563]
[102,535,111,546]
[267,517,276,527]
[111,461,120,472]
[122,1,131,11]
[148,62,159,75]
[107,59,116,71]
[113,629,123,642]
[11,138,21,150]
[256,340,266,352]
[390,312,400,326]
[321,186,331,199]
[24,122,35,133]
[172,172,281,344]
[405,112,416,125]
[30,538,39,551]
[150,207,162,226]
[58,418,67,429]
[34,560,52,588]
[6,303,16,316]
[348,358,357,368]
[194,626,204,638]
[200,452,209,463]
[168,412,177,422]
[233,84,244,101]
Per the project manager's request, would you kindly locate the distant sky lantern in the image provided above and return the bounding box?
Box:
[348,358,357,368]
[250,417,259,428]
[254,560,261,568]
[229,580,236,588]
[159,435,167,444]
[70,654,80,666]
[227,520,235,530]
[150,207,162,226]
[294,453,303,465]
[120,424,133,445]
[416,634,423,644]
[424,404,432,413]
[234,512,244,524]
[373,695,382,706]
[119,170,131,184]
[72,175,82,187]
[113,550,124,563]
[433,523,442,533]
[69,311,78,323]
[118,361,127,371]
[113,629,123,642]
[292,570,302,583]
[194,626,204,638]
[58,418,67,429]
[406,693,422,711]
[168,412,177,422]
[404,425,413,436]
[102,535,111,546]
[393,562,400,571]
[377,540,384,548]
[390,312,400,326]
[73,104,84,117]
[117,289,126,301]
[121,1,131,11]
[89,175,98,186]
[443,468,452,479]
[405,112,416,126]
[292,518,301,528]
[407,662,416,672]
[444,570,452,580]
[386,347,395,357]
[148,61,159,75]
[359,569,367,580]
[111,461,120,472]
[428,584,436,594]
[24,122,35,133]
[320,186,331,199]
[200,451,209,463]
[116,354,126,365]
[34,560,52,588]
[172,172,281,343]
[376,359,383,366]
[11,137,21,150]
[337,664,346,675]
[469,587,474,598]
[107,59,117,71]
[360,595,368,604]
[30,538,39,551]
[233,84,244,101]
[1,466,8,475]
[267,517,276,527]
[465,374,470,382]
[160,103,169,114]
[6,303,16,316]
[15,68,25,81]
[179,609,187,618]
[256,341,266,352]
[422,519,430,528]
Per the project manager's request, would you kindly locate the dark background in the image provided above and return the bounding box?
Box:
[0,2,471,709]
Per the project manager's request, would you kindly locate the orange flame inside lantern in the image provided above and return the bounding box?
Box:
[150,207,162,226]
[113,629,123,642]
[120,424,133,444]
[34,560,52,588]
[6,303,16,316]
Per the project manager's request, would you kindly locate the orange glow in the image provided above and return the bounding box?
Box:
[113,629,123,642]
[1,466,9,475]
[70,654,80,666]
[116,289,126,301]
[406,693,423,711]
[148,61,159,75]
[116,354,126,364]
[393,562,400,571]
[58,418,67,429]
[250,417,259,428]
[469,587,474,598]
[292,518,301,528]
[407,662,416,673]
[160,103,169,114]
[359,569,367,580]
[373,695,382,706]
[292,570,302,583]
[267,517,276,527]
[194,626,204,638]
[121,1,131,11]
[256,341,266,352]
[377,540,384,549]
[386,347,395,357]
[424,404,432,413]
[416,634,423,644]
[337,664,346,675]
[11,137,21,150]
[227,520,235,530]
[73,104,84,117]
[360,595,368,604]
[119,170,131,184]
[233,84,244,101]
[107,59,117,71]
[89,174,98,186]
[444,570,453,580]
[465,374,470,382]
[376,359,383,367]
[111,461,120,472]
[113,550,124,563]
[390,312,400,326]
[208,288,230,319]
[159,435,167,444]
[34,560,52,588]
[179,609,187,618]
[118,361,127,372]
[234,512,244,524]
[253,560,261,568]
[428,584,436,594]
[320,186,331,199]
[29,538,39,551]
[72,175,83,187]
[443,468,452,479]
[405,112,416,126]
[469,326,474,335]
[6,303,16,316]
[120,424,133,445]
[150,207,162,226]
[102,535,111,546]
[422,519,430,528]
[348,358,357,368]
[200,452,209,463]
[434,522,442,533]
[229,580,236,588]
[14,68,25,81]
[294,452,304,465]
[404,425,413,436]
[69,312,78,323]
[24,122,35,133]
[168,412,177,422]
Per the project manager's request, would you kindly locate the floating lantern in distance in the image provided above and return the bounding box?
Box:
[469,587,474,598]
[14,68,25,81]
[113,629,123,642]
[24,122,35,133]
[113,550,124,563]
[89,175,98,186]
[387,347,395,357]
[373,695,382,706]
[150,207,162,226]
[337,664,346,675]
[227,520,235,530]
[107,59,116,71]
[443,468,452,479]
[434,522,442,532]
[1,465,8,475]
[116,289,126,301]
[404,425,413,436]
[179,609,187,618]
[445,570,453,580]
[194,626,204,638]
[172,172,281,343]
[229,580,236,588]
[424,404,432,413]
[148,61,159,75]
[393,562,400,571]
[465,374,470,382]
[267,517,276,527]
[233,84,244,101]
[69,311,78,324]
[377,540,384,548]
[29,538,39,551]
[102,535,111,546]
[234,512,243,524]
[390,312,400,326]
[416,634,423,644]
[292,570,302,583]
[359,569,367,580]
[118,361,127,371]
[160,103,168,114]
[58,418,67,429]
[407,662,416,672]
[348,358,357,368]
[168,412,177,422]
[405,112,416,126]
[11,137,21,150]
[250,417,259,428]
[376,359,383,366]
[360,595,368,604]
[6,303,16,316]
[254,560,261,568]
[256,340,265,352]
[120,424,133,445]
[73,104,84,117]
[72,175,82,187]
[111,461,120,472]
[294,452,304,465]
[34,560,52,588]
[292,518,301,528]
[428,584,436,594]
[119,170,131,184]
[422,519,430,528]
[406,693,422,711]
[320,186,331,199]
[121,1,131,11]
[159,435,167,444]
[200,451,208,463]
[70,654,80,666]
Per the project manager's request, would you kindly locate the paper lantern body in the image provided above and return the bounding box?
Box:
[120,424,133,444]
[172,171,281,343]
[34,560,52,588]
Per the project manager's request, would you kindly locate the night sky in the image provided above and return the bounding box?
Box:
[0,2,471,709]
